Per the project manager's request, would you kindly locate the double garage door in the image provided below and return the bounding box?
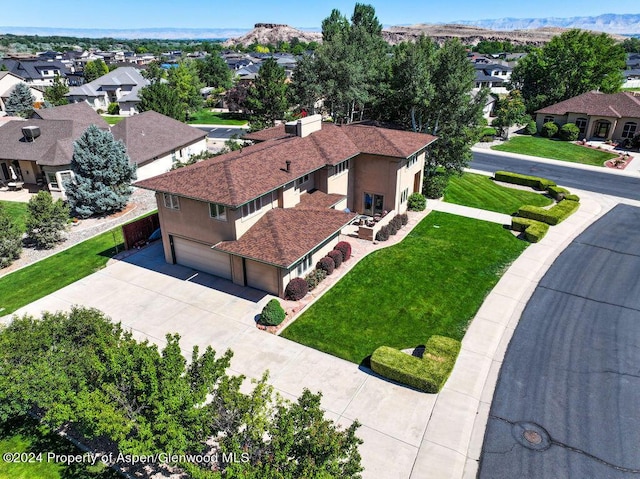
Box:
[172,236,232,280]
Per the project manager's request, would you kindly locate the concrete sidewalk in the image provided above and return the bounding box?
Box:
[428,200,512,225]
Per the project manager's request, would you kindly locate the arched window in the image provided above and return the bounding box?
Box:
[622,122,638,139]
[575,118,588,136]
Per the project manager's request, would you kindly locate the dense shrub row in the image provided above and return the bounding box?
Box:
[494,171,557,191]
[316,256,335,276]
[375,214,409,242]
[511,217,549,243]
[517,199,580,226]
[547,185,569,200]
[284,277,309,301]
[370,336,461,393]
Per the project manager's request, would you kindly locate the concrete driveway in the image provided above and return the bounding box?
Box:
[12,241,436,479]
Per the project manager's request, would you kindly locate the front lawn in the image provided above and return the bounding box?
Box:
[0,200,29,232]
[492,135,617,166]
[444,173,553,215]
[187,110,248,126]
[0,416,120,479]
[101,115,125,125]
[281,212,527,364]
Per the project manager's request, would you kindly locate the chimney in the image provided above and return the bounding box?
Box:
[284,114,322,138]
[285,160,291,172]
[22,126,41,142]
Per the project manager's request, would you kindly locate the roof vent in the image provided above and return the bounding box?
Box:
[22,126,41,142]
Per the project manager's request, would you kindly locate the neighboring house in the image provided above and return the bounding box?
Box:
[0,72,45,113]
[135,115,437,297]
[66,67,149,115]
[473,63,512,93]
[535,90,640,141]
[623,69,640,89]
[0,59,67,86]
[111,111,208,181]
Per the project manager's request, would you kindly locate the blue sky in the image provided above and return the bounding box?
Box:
[0,0,638,29]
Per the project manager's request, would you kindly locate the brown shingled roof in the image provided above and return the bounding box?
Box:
[536,91,640,118]
[0,119,77,165]
[296,190,346,210]
[136,123,437,207]
[214,208,356,267]
[33,102,110,130]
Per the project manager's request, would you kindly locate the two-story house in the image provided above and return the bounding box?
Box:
[0,59,67,86]
[135,115,437,297]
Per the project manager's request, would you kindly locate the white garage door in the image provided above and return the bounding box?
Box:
[245,259,279,295]
[172,236,232,280]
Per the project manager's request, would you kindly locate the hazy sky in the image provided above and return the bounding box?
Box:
[0,0,638,29]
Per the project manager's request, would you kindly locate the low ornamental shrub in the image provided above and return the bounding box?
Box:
[494,171,556,191]
[387,222,398,236]
[407,192,427,211]
[370,336,461,393]
[285,277,309,301]
[511,217,549,243]
[328,250,343,268]
[400,213,409,226]
[541,121,558,138]
[517,199,580,226]
[559,123,580,141]
[259,299,285,326]
[375,225,390,242]
[305,268,327,291]
[107,102,120,115]
[334,241,351,262]
[524,119,537,135]
[391,215,403,230]
[316,256,335,275]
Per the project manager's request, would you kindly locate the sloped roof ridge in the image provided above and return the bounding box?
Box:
[267,210,290,265]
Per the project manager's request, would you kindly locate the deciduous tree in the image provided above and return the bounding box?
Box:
[167,60,204,116]
[493,90,528,139]
[197,52,232,89]
[83,59,109,82]
[246,57,289,126]
[138,81,183,120]
[43,75,69,106]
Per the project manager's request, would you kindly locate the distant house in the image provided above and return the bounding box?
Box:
[66,67,149,115]
[0,59,67,86]
[473,63,512,93]
[0,72,45,114]
[535,91,640,141]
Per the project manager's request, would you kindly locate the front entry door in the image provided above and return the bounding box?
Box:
[363,192,384,216]
[593,120,611,139]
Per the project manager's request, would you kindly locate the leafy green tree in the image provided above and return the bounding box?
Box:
[65,125,137,218]
[138,81,183,120]
[510,29,626,113]
[83,59,109,82]
[246,57,289,126]
[25,191,69,249]
[196,52,232,89]
[0,204,22,268]
[622,37,640,53]
[43,74,69,106]
[290,55,323,114]
[167,60,204,116]
[493,90,528,139]
[5,82,35,118]
[141,61,166,82]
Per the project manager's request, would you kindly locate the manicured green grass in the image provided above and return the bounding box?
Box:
[101,115,125,125]
[0,416,119,479]
[281,212,528,364]
[622,87,640,92]
[0,201,28,232]
[187,109,248,126]
[444,173,553,215]
[492,135,617,166]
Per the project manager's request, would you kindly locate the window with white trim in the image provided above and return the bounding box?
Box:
[297,253,313,276]
[334,159,349,176]
[406,154,418,169]
[46,172,59,189]
[163,193,180,210]
[209,203,227,221]
[296,174,309,187]
[400,188,409,203]
[59,171,73,189]
[622,122,638,139]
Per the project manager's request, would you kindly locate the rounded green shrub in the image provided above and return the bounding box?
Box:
[524,120,537,135]
[107,102,120,115]
[334,241,351,261]
[407,192,427,211]
[541,121,558,138]
[285,277,308,301]
[559,123,580,141]
[259,299,285,326]
[423,173,449,199]
[316,256,335,275]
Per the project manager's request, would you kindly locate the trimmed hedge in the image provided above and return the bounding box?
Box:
[494,171,556,191]
[511,217,549,243]
[334,241,352,261]
[285,277,309,301]
[547,185,569,200]
[328,250,343,268]
[564,194,580,202]
[559,123,580,141]
[316,256,335,275]
[517,199,580,226]
[259,299,285,326]
[371,336,461,393]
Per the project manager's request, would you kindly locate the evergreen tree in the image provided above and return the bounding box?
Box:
[0,204,22,268]
[5,82,35,118]
[138,81,183,120]
[43,75,69,106]
[25,191,69,249]
[246,57,289,127]
[65,125,137,218]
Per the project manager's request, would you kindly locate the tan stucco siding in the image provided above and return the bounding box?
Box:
[234,192,278,238]
[394,153,425,213]
[326,166,349,195]
[281,233,341,294]
[612,117,640,140]
[351,154,400,214]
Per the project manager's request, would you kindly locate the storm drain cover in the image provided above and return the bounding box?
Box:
[512,421,552,451]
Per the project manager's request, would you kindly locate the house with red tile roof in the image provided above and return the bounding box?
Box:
[136,115,437,297]
[535,91,640,141]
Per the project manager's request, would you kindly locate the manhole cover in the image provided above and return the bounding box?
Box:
[512,421,551,451]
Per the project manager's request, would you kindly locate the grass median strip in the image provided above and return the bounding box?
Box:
[281,212,527,364]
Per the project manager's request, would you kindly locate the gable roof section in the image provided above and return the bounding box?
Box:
[110,111,207,166]
[0,119,74,164]
[136,122,436,207]
[67,67,148,98]
[33,102,110,131]
[536,91,640,119]
[1,59,67,80]
[215,208,356,268]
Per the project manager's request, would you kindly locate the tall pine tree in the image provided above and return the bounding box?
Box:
[5,83,35,118]
[65,125,137,218]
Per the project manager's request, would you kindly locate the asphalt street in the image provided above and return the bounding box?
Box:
[471,150,640,201]
[479,204,640,478]
[195,126,246,139]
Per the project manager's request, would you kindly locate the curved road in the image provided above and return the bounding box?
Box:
[479,204,640,478]
[471,150,640,201]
